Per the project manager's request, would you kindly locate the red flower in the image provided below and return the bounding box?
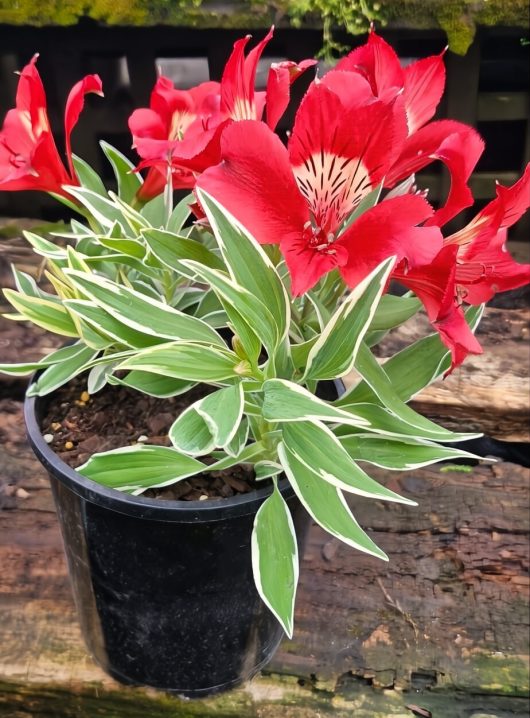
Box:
[393,245,483,373]
[445,163,530,304]
[329,30,484,225]
[197,82,439,295]
[128,77,222,199]
[0,55,102,197]
[130,28,315,200]
[392,165,530,372]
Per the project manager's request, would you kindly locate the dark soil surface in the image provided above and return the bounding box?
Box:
[39,374,258,500]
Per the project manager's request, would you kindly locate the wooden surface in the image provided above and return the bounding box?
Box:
[0,280,529,715]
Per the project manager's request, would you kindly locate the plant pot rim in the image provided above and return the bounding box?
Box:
[24,387,293,523]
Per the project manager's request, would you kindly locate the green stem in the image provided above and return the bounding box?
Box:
[164,159,173,227]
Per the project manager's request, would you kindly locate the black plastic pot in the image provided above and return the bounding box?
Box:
[24,389,315,697]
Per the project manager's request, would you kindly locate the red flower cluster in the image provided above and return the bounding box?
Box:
[0,55,102,197]
[0,31,528,373]
[195,30,530,372]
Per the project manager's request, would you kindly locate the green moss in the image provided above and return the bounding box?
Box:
[463,652,530,696]
[0,0,527,57]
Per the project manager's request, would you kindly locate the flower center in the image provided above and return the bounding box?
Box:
[303,221,336,252]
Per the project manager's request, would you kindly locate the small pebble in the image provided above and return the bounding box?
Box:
[43,433,54,444]
[80,391,90,402]
[16,488,30,499]
[137,435,148,443]
[64,441,74,450]
[51,422,62,432]
[199,494,209,501]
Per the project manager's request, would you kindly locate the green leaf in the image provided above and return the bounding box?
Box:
[262,378,370,428]
[346,341,476,443]
[346,305,484,405]
[77,444,205,492]
[303,257,395,381]
[27,344,98,396]
[169,384,244,455]
[98,235,146,259]
[3,289,78,337]
[225,417,249,457]
[0,342,92,376]
[335,402,481,442]
[196,189,290,348]
[109,191,151,232]
[141,193,166,227]
[282,420,415,504]
[11,267,53,301]
[167,193,193,234]
[182,260,278,355]
[64,186,130,233]
[23,231,68,260]
[291,337,318,369]
[117,342,242,382]
[87,361,117,394]
[64,300,161,348]
[100,141,143,203]
[142,228,225,278]
[369,294,422,331]
[278,443,387,561]
[64,270,225,347]
[71,154,108,196]
[251,482,299,637]
[109,371,194,398]
[337,434,480,470]
[254,461,283,480]
[208,441,267,471]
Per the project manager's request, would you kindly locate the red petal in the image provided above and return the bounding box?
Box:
[265,59,316,130]
[320,69,374,109]
[64,74,103,178]
[0,57,72,194]
[386,120,484,226]
[335,30,403,98]
[394,244,482,372]
[445,164,530,257]
[403,52,446,134]
[494,162,530,229]
[338,194,441,288]
[282,239,346,296]
[288,82,407,232]
[196,120,308,246]
[220,28,273,120]
[456,228,530,304]
[188,80,221,111]
[149,76,193,122]
[128,108,170,158]
[15,55,48,124]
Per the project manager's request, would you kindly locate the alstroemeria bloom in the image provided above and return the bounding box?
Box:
[129,77,221,199]
[445,163,530,304]
[329,30,484,226]
[130,28,316,199]
[198,82,443,295]
[0,55,102,197]
[393,245,484,373]
[392,165,530,372]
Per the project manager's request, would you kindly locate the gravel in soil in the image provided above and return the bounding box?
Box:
[40,375,258,501]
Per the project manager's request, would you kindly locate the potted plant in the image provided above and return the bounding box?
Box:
[0,28,529,697]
